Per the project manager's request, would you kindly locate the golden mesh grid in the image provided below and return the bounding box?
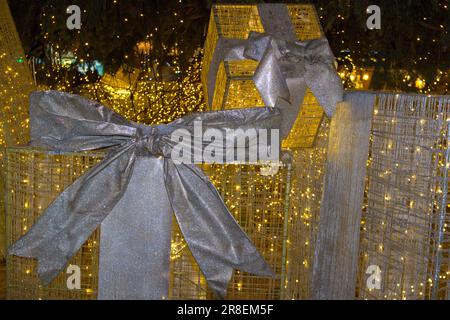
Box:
[169,219,208,300]
[287,4,323,41]
[201,4,325,148]
[0,0,33,148]
[225,79,264,110]
[210,62,227,111]
[218,164,288,299]
[171,164,291,300]
[6,148,293,300]
[282,90,325,149]
[5,147,103,300]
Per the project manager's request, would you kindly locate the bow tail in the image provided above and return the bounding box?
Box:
[163,160,274,299]
[8,144,137,284]
[305,64,344,118]
[276,77,309,138]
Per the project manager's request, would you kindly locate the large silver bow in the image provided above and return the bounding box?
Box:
[8,91,279,299]
[207,4,343,138]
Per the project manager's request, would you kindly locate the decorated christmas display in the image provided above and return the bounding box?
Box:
[1,0,450,302]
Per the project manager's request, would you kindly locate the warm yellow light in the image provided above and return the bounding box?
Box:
[415,77,425,89]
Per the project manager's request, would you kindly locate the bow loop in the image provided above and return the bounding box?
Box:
[303,38,336,65]
[278,41,306,63]
[242,32,272,61]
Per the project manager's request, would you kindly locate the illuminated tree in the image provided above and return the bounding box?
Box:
[8,0,450,93]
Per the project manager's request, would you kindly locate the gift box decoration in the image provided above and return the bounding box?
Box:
[5,90,306,300]
[356,92,450,300]
[158,120,329,301]
[5,148,294,300]
[201,3,343,148]
[6,91,288,300]
[283,91,450,300]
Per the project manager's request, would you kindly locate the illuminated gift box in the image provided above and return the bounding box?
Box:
[5,147,298,300]
[355,92,450,300]
[201,3,326,149]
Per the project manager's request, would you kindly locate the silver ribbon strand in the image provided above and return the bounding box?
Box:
[207,3,344,138]
[8,91,279,299]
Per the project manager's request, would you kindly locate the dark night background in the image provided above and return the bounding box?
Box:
[7,0,450,93]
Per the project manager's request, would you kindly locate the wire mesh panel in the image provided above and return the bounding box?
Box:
[170,163,292,300]
[0,0,33,146]
[169,222,209,300]
[201,4,325,148]
[5,148,293,300]
[357,93,450,300]
[284,119,330,299]
[5,147,102,299]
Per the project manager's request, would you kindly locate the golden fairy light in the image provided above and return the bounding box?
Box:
[415,77,426,89]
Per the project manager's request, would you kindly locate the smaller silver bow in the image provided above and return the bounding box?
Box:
[208,32,343,138]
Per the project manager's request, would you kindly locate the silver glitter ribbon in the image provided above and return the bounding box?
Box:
[8,91,279,299]
[207,3,343,138]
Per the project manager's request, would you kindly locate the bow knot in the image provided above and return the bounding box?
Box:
[242,32,272,60]
[135,126,162,157]
[277,39,330,78]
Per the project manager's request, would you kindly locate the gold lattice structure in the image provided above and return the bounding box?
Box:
[357,93,450,300]
[201,4,325,149]
[170,163,293,300]
[5,148,103,299]
[0,0,34,260]
[5,147,293,300]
